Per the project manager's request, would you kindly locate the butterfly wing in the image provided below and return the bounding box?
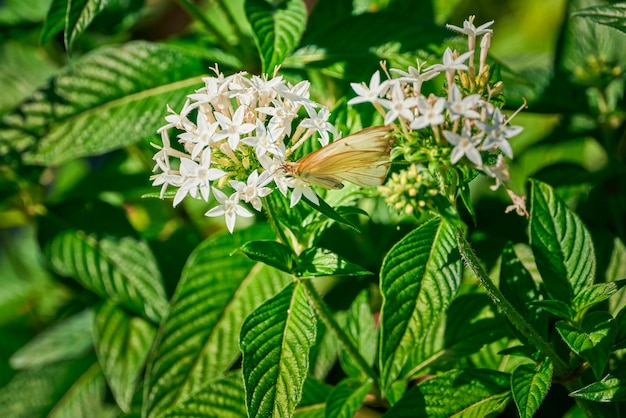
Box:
[295,126,393,188]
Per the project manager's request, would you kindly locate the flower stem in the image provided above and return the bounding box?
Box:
[455,230,570,376]
[302,279,378,383]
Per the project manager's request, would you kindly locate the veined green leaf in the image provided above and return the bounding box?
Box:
[297,247,372,278]
[163,371,247,418]
[572,3,626,35]
[529,179,595,303]
[338,290,377,378]
[573,280,626,317]
[41,0,67,44]
[0,41,206,165]
[245,0,307,74]
[47,363,111,418]
[384,369,511,417]
[570,363,626,402]
[45,231,168,323]
[556,312,617,380]
[0,356,100,417]
[65,0,112,51]
[324,378,372,418]
[379,218,461,392]
[143,224,291,417]
[93,300,156,412]
[511,358,553,418]
[605,237,626,314]
[240,281,317,418]
[240,240,297,273]
[10,310,93,369]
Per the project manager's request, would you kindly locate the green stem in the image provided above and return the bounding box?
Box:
[455,230,570,376]
[302,279,378,383]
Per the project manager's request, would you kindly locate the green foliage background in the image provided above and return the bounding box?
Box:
[1,0,625,417]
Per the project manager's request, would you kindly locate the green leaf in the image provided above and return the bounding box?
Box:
[606,237,626,314]
[300,376,332,407]
[45,231,168,323]
[163,371,248,418]
[531,299,574,321]
[529,179,595,303]
[384,369,511,417]
[41,0,68,44]
[240,240,297,273]
[93,300,156,413]
[338,290,377,378]
[65,0,112,51]
[143,224,291,417]
[379,218,461,392]
[240,281,317,418]
[245,0,307,74]
[511,358,553,418]
[302,194,361,233]
[573,280,626,316]
[9,310,93,369]
[556,312,617,380]
[0,41,206,165]
[0,356,98,417]
[572,3,626,35]
[500,242,547,334]
[570,363,626,402]
[324,378,373,418]
[297,247,372,278]
[47,363,110,418]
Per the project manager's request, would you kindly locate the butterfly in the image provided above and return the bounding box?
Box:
[282,125,394,189]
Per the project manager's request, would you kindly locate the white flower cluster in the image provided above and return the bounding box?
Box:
[348,16,524,198]
[151,66,338,233]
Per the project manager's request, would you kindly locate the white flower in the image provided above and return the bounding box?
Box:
[259,155,289,196]
[378,81,418,124]
[410,96,446,130]
[446,16,494,37]
[241,120,285,159]
[205,188,253,233]
[250,74,283,106]
[212,106,256,150]
[446,84,481,121]
[300,105,338,146]
[256,100,298,137]
[390,62,439,94]
[287,178,319,207]
[230,170,273,211]
[348,71,389,105]
[482,155,510,191]
[475,108,522,158]
[427,48,473,73]
[158,100,195,132]
[173,151,227,206]
[177,111,220,159]
[443,122,483,166]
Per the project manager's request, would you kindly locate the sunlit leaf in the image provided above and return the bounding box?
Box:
[570,363,626,402]
[93,301,156,412]
[511,358,553,418]
[240,281,317,418]
[556,312,617,380]
[10,310,93,369]
[324,378,372,418]
[529,179,595,303]
[379,218,461,392]
[384,369,511,417]
[572,3,626,35]
[0,42,206,165]
[45,231,168,323]
[245,0,307,74]
[163,371,248,418]
[143,225,291,417]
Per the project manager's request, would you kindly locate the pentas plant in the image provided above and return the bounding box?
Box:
[150,66,337,233]
[350,15,528,219]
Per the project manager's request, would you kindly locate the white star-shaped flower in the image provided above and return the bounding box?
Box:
[229,170,273,211]
[212,107,256,150]
[410,96,446,130]
[348,71,389,105]
[205,188,254,233]
[475,108,523,158]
